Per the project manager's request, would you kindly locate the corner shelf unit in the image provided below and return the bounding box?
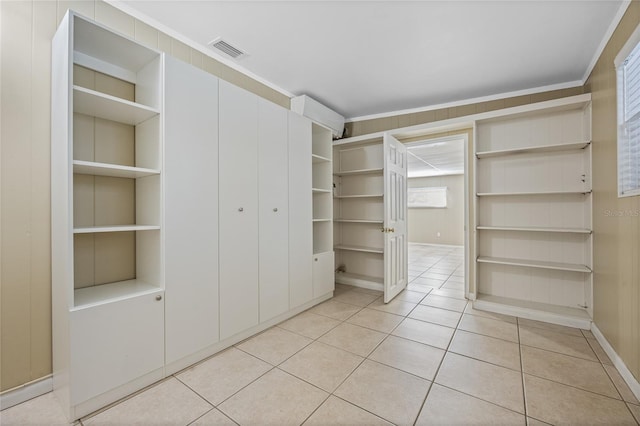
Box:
[473,94,593,328]
[333,137,385,290]
[312,123,334,255]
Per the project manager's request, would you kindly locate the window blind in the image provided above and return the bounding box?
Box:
[618,40,640,197]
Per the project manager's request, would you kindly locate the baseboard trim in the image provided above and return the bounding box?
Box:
[591,323,640,401]
[0,376,53,410]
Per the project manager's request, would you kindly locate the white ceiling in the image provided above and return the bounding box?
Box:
[407,138,465,178]
[117,1,625,120]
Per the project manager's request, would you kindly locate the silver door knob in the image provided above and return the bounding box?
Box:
[238,207,244,212]
[155,295,162,301]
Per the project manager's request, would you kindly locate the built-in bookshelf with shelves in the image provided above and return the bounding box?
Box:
[312,123,334,255]
[52,11,166,419]
[473,94,593,328]
[333,138,386,289]
[71,40,163,308]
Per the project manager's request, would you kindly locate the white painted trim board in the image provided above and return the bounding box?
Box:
[592,323,640,402]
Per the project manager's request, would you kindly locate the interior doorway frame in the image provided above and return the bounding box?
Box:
[399,132,471,299]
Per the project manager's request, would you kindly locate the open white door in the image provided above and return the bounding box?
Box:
[383,133,408,303]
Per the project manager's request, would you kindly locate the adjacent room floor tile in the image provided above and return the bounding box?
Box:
[395,289,428,303]
[449,329,521,371]
[458,314,519,343]
[346,308,404,333]
[430,288,466,300]
[303,395,392,426]
[176,347,271,405]
[407,283,438,294]
[218,369,328,426]
[436,352,524,413]
[278,311,341,339]
[0,392,69,426]
[236,327,312,365]
[520,345,619,398]
[368,297,418,316]
[279,341,363,392]
[83,378,211,425]
[526,417,552,425]
[368,335,445,380]
[334,360,431,425]
[524,374,637,425]
[416,383,526,426]
[519,326,597,362]
[318,322,387,357]
[332,290,379,307]
[411,277,447,287]
[409,304,462,328]
[191,408,237,425]
[392,317,455,349]
[420,294,468,312]
[310,300,362,321]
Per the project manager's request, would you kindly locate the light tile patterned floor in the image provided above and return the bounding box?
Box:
[2,244,639,425]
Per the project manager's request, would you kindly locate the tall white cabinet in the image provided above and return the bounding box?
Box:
[164,55,219,366]
[52,11,334,421]
[219,81,260,339]
[473,95,593,328]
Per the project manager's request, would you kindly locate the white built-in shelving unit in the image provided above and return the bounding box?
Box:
[52,10,164,419]
[333,137,386,289]
[473,95,593,328]
[311,124,335,296]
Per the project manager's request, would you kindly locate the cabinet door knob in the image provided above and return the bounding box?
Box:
[238,207,244,212]
[155,295,162,301]
[314,258,318,261]
[273,208,278,212]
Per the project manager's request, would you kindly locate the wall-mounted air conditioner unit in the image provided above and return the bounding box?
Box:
[291,95,345,139]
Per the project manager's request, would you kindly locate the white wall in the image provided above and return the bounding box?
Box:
[408,174,464,245]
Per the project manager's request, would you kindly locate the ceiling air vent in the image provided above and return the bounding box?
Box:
[208,37,246,59]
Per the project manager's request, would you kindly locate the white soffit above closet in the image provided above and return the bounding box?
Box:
[407,139,464,178]
[116,1,626,120]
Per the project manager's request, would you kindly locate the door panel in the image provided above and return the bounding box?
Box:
[164,56,219,364]
[258,99,289,322]
[70,291,164,405]
[313,251,335,297]
[219,81,259,339]
[383,134,408,303]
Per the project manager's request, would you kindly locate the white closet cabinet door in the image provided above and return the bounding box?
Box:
[164,56,219,364]
[258,99,289,322]
[313,251,335,297]
[69,290,164,405]
[288,112,313,307]
[219,81,259,339]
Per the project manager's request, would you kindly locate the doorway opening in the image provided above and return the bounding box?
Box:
[403,134,469,298]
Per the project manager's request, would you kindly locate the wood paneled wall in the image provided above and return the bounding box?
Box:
[585,2,640,383]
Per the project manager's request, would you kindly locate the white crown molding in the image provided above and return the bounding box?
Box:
[106,1,294,99]
[584,0,632,81]
[345,80,583,123]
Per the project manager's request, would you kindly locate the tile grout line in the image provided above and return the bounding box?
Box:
[517,317,529,421]
[411,299,469,425]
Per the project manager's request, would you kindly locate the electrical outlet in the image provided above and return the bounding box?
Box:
[437,232,441,238]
